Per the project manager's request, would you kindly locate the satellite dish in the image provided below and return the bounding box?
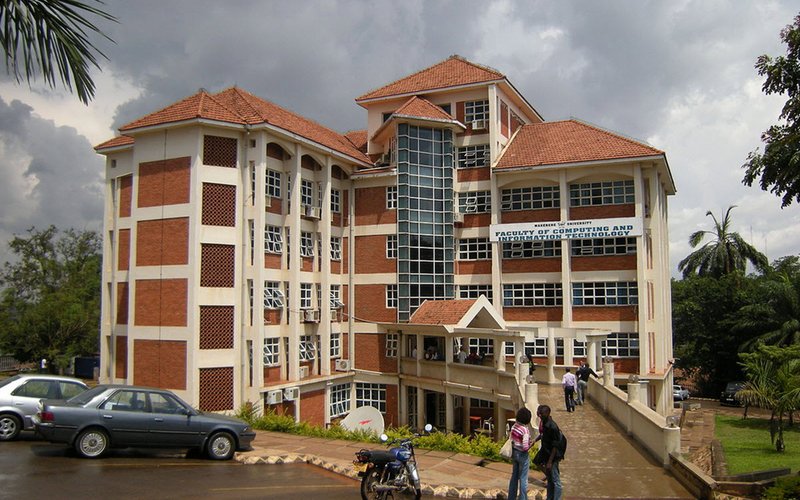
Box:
[340,405,385,435]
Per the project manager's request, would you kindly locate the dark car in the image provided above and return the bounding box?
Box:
[720,381,745,406]
[33,385,255,459]
[0,374,88,441]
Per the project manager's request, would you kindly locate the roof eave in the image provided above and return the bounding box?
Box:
[497,79,544,122]
[119,117,245,135]
[95,143,134,154]
[250,122,373,168]
[355,79,506,107]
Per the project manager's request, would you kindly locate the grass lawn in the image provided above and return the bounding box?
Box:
[716,414,800,474]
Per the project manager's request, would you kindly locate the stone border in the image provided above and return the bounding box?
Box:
[235,453,546,499]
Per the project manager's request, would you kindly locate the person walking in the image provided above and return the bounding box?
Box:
[535,405,564,500]
[575,362,599,405]
[561,368,577,412]
[507,407,533,500]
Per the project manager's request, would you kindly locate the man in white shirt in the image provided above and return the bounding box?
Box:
[562,368,577,412]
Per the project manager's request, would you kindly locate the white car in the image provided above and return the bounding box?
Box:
[673,385,690,401]
[0,374,88,441]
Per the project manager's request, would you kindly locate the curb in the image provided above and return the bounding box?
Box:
[235,453,546,499]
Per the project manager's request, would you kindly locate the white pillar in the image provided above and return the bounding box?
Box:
[547,328,556,383]
[525,382,539,414]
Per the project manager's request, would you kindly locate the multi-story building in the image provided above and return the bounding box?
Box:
[96,55,675,433]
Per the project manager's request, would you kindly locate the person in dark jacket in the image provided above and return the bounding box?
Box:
[536,405,563,500]
[576,362,599,405]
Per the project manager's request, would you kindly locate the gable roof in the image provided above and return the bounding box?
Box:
[495,119,664,169]
[95,135,134,151]
[344,130,368,153]
[410,299,477,325]
[356,55,505,102]
[114,87,370,164]
[392,96,460,123]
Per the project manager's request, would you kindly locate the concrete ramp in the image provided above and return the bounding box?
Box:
[536,383,692,499]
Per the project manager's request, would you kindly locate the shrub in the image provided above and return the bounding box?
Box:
[762,474,800,500]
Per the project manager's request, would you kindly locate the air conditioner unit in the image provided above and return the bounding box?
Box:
[304,205,320,219]
[265,389,283,405]
[284,386,300,401]
[303,309,320,323]
[471,120,486,130]
[378,152,391,166]
[299,365,310,378]
[265,195,272,208]
[335,359,351,372]
[453,212,464,223]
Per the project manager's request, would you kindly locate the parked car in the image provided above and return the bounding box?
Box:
[673,385,690,401]
[720,381,746,406]
[0,374,88,441]
[33,385,256,459]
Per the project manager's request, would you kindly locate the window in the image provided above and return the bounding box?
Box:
[386,186,397,209]
[505,342,515,356]
[501,186,560,210]
[248,279,254,325]
[249,163,256,204]
[502,240,561,258]
[330,285,344,309]
[570,180,635,206]
[386,234,397,259]
[602,333,639,358]
[330,333,341,358]
[571,237,636,256]
[330,236,342,260]
[266,169,281,198]
[503,283,563,307]
[438,103,451,115]
[457,145,489,168]
[299,335,316,361]
[465,100,489,123]
[386,333,398,358]
[355,383,386,412]
[263,337,280,366]
[572,281,638,306]
[470,398,494,409]
[300,231,314,257]
[329,383,350,417]
[468,337,494,356]
[386,285,398,308]
[573,339,587,357]
[100,390,149,412]
[525,339,548,357]
[301,179,314,207]
[300,283,313,309]
[458,284,493,301]
[264,225,283,254]
[331,188,341,213]
[457,190,491,213]
[458,238,492,260]
[264,281,284,309]
[248,220,255,263]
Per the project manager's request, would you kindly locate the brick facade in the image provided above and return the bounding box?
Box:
[353,333,397,372]
[134,278,188,326]
[133,339,187,389]
[354,235,395,273]
[355,186,397,226]
[135,217,189,266]
[300,389,326,426]
[354,284,396,322]
[137,157,191,208]
[117,229,130,271]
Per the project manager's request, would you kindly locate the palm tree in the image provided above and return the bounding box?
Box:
[678,206,768,278]
[738,270,800,350]
[737,344,800,452]
[0,0,116,104]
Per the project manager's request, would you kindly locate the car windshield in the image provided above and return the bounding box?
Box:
[67,385,107,405]
[726,382,745,392]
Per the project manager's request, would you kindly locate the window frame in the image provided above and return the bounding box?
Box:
[569,180,635,207]
[502,283,563,307]
[458,237,492,260]
[329,382,350,417]
[386,284,398,309]
[263,337,280,366]
[265,225,283,254]
[572,281,638,306]
[465,100,489,123]
[264,281,285,309]
[386,186,398,209]
[385,333,398,358]
[355,382,386,412]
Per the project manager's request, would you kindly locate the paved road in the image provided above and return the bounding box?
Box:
[1,433,359,499]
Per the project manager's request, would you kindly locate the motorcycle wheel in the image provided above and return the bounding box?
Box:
[360,467,384,500]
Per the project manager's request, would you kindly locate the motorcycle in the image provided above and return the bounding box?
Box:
[353,424,433,500]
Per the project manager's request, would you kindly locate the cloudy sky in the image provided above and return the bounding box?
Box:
[0,0,797,275]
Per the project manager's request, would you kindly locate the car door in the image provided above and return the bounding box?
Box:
[97,390,152,446]
[10,379,56,427]
[144,391,205,448]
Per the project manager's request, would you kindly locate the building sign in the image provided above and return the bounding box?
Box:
[489,217,642,242]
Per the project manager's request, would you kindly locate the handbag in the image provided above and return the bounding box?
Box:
[499,438,513,459]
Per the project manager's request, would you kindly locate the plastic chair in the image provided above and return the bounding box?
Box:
[482,417,494,433]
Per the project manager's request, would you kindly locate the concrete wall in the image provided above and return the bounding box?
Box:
[588,376,680,466]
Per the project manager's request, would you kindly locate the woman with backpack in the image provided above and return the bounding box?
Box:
[507,407,533,500]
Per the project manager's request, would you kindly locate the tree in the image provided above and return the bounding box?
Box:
[677,206,768,278]
[737,344,800,452]
[0,226,101,372]
[0,0,117,104]
[737,256,800,350]
[742,14,800,207]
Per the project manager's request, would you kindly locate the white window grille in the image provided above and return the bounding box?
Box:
[503,283,563,307]
[266,169,281,198]
[386,186,397,209]
[458,284,493,301]
[457,145,489,169]
[300,283,313,309]
[458,238,492,260]
[465,100,489,123]
[525,339,548,357]
[330,236,342,261]
[300,231,314,257]
[502,240,561,258]
[574,339,587,357]
[264,281,284,309]
[386,234,397,259]
[355,383,386,412]
[329,382,350,417]
[263,337,280,366]
[331,188,341,213]
[386,285,398,308]
[330,285,344,309]
[602,333,639,358]
[385,333,398,358]
[301,179,313,207]
[468,337,494,356]
[570,237,636,256]
[299,335,316,361]
[570,180,635,206]
[330,332,341,358]
[500,186,560,211]
[265,225,283,254]
[457,190,491,212]
[572,281,638,306]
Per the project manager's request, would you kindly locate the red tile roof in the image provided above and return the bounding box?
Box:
[392,96,459,123]
[94,135,134,150]
[409,299,477,325]
[495,120,664,169]
[114,87,370,164]
[356,55,504,102]
[344,130,368,153]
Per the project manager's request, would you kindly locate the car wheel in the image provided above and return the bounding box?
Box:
[75,428,109,458]
[206,432,235,460]
[0,414,22,441]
